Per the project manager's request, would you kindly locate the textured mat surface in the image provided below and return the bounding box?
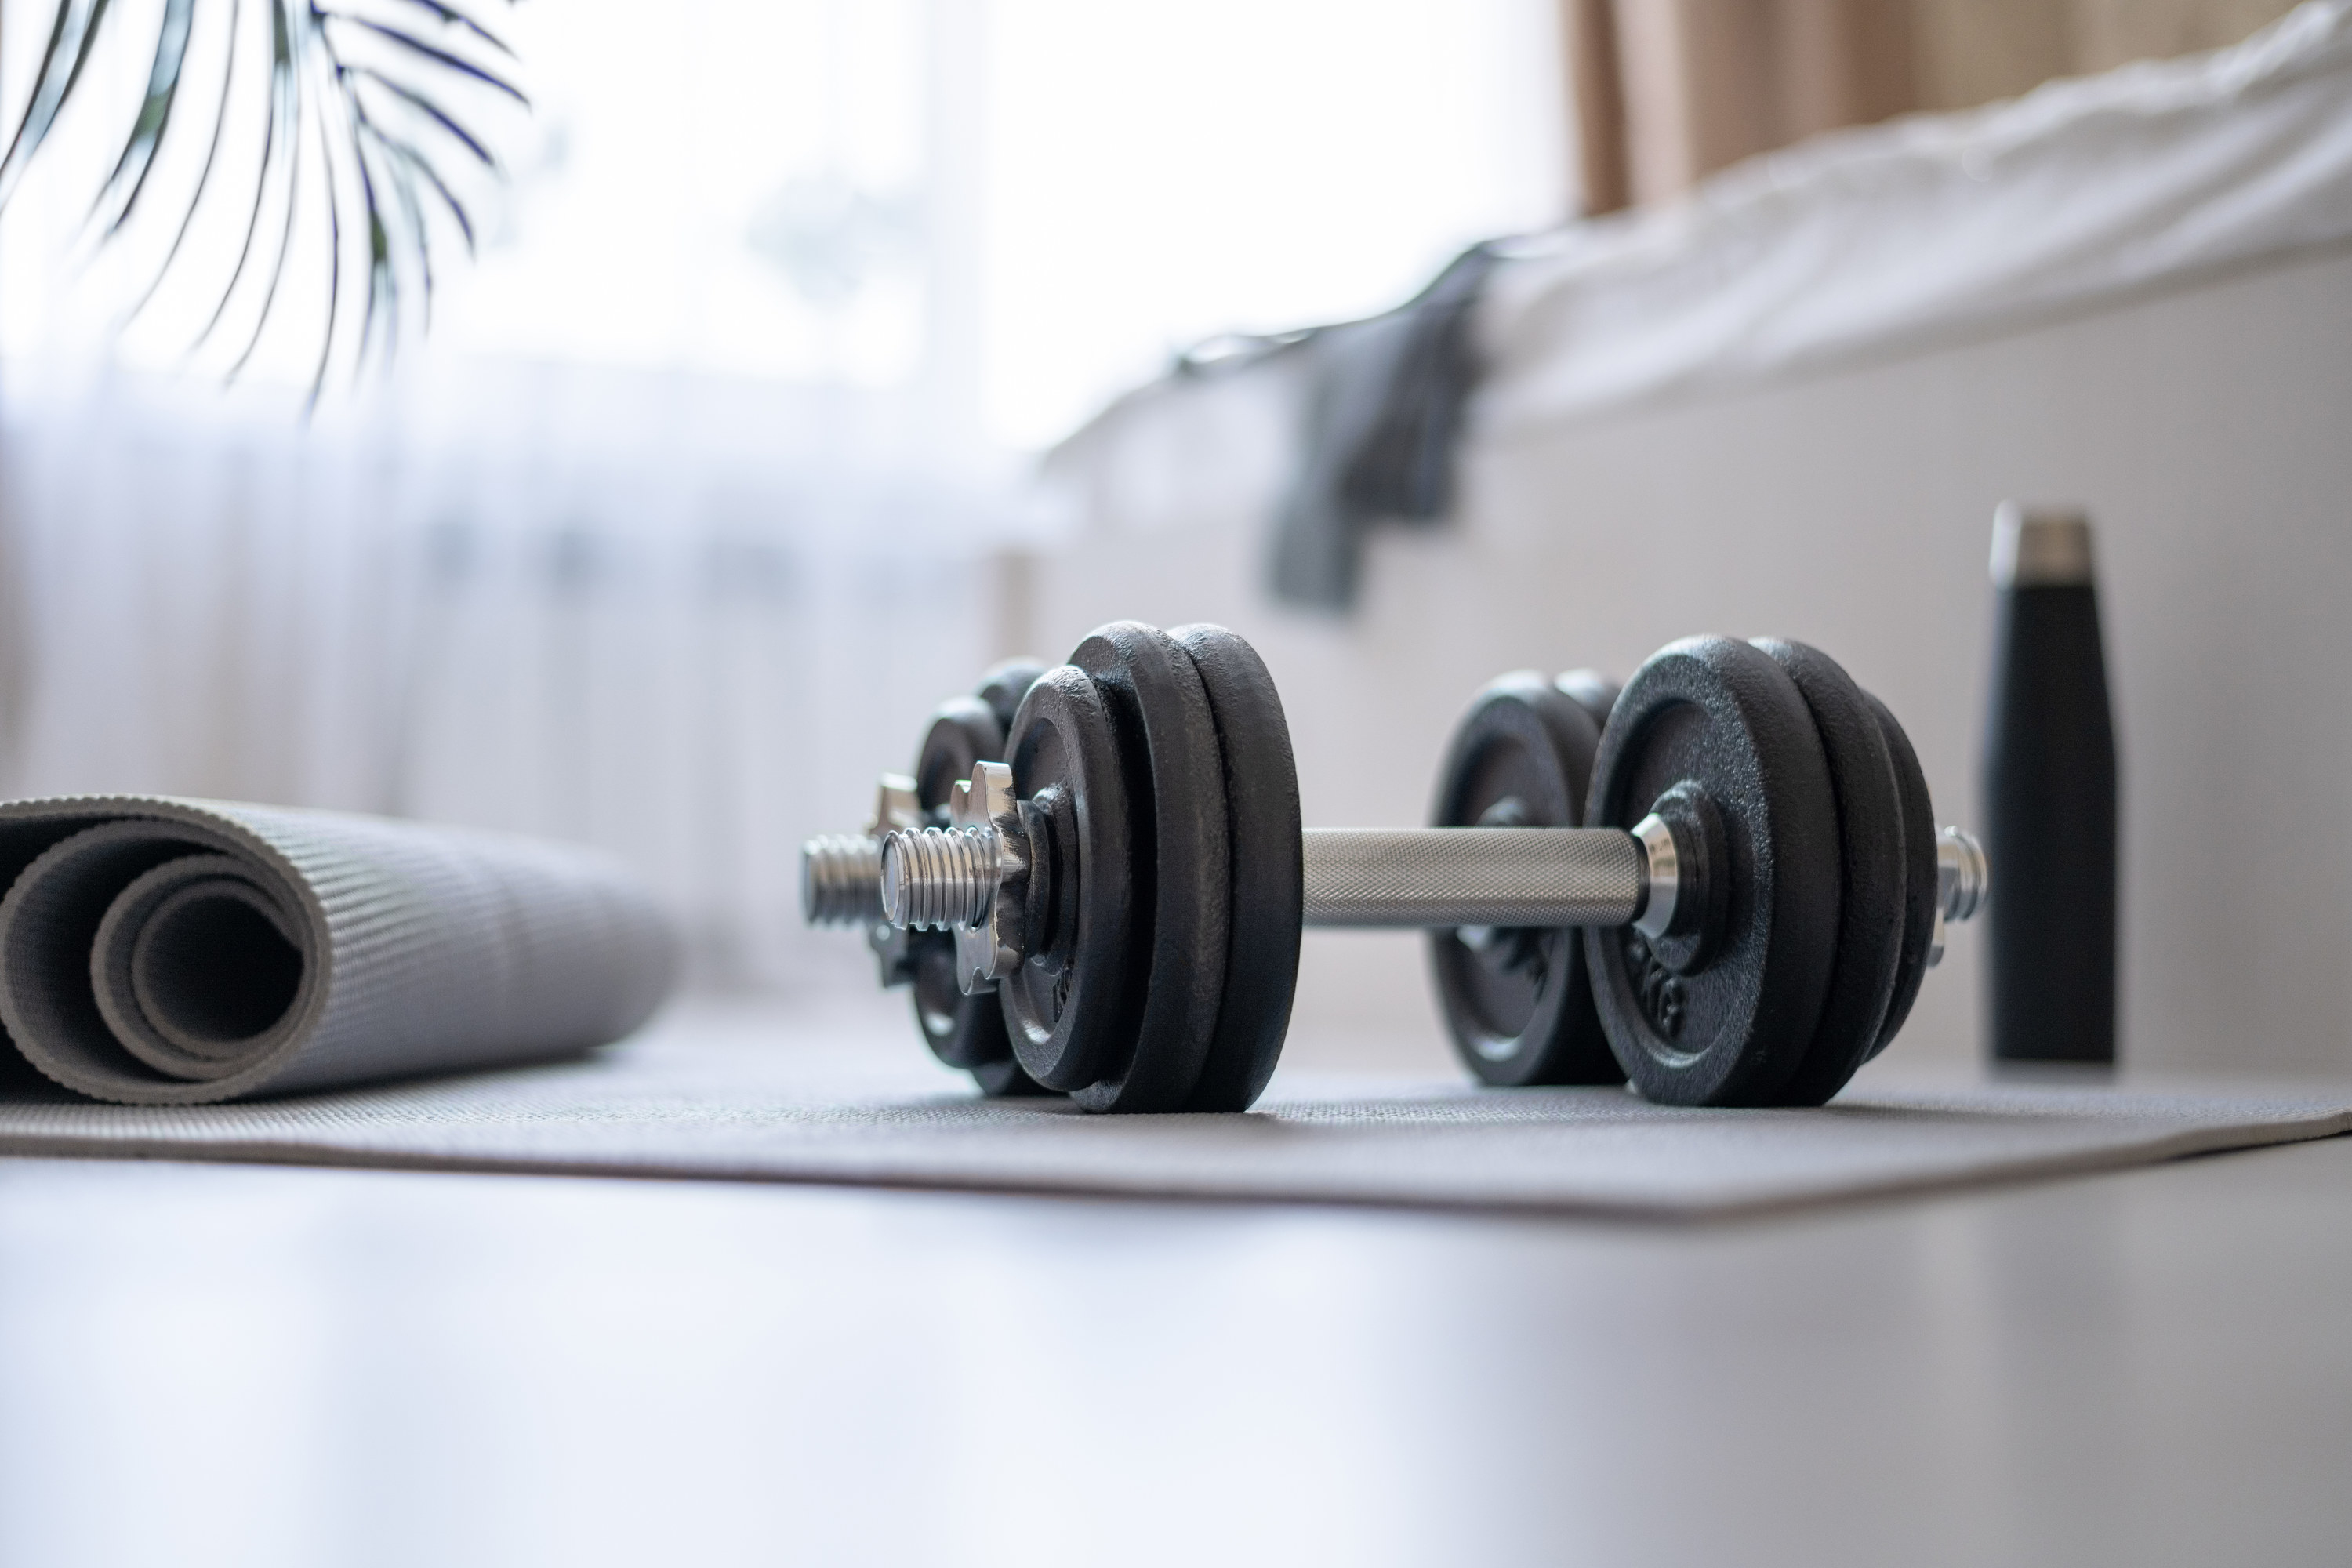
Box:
[1,1007,2344,1217]
[0,797,677,1104]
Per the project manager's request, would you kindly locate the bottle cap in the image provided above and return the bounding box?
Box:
[1991,503,2095,589]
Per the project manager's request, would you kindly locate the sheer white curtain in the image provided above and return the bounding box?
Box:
[0,0,1565,996]
[0,357,1031,988]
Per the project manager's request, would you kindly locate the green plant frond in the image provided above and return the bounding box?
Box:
[319,11,526,104]
[379,134,474,252]
[347,65,501,167]
[383,147,432,326]
[224,42,303,380]
[308,89,345,404]
[0,0,119,207]
[345,95,397,389]
[191,0,288,350]
[397,0,512,57]
[122,0,240,321]
[93,0,196,236]
[0,0,523,396]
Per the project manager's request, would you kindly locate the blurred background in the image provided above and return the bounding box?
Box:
[1,0,2345,1076]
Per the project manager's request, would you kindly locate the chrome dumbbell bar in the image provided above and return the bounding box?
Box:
[805,762,1989,994]
[1298,821,1987,965]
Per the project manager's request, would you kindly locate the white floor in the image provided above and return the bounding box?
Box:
[2,1125,2347,1566]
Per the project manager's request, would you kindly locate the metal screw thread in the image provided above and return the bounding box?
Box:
[881,826,999,930]
[1937,826,1990,921]
[801,834,884,927]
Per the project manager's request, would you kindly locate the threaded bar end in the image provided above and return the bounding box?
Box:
[881,826,999,930]
[1938,826,1989,922]
[801,834,885,927]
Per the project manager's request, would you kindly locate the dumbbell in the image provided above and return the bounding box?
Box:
[804,621,1987,1112]
[800,659,1051,1096]
[1427,666,1623,1088]
[1421,652,1984,1100]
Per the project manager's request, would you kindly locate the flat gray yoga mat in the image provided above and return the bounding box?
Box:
[0,1007,2344,1217]
[0,797,676,1104]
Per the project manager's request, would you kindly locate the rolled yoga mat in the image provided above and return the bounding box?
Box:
[0,797,677,1105]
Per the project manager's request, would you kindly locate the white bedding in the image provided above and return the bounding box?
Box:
[1477,0,2352,434]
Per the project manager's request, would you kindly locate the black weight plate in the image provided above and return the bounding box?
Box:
[909,690,1048,1095]
[1555,669,1621,735]
[909,938,991,1065]
[1169,624,1302,1112]
[1427,672,1621,1086]
[1063,622,1230,1113]
[1752,639,1907,1105]
[916,696,1003,821]
[1864,690,1938,1060]
[999,666,1134,1092]
[966,1055,1040,1098]
[1582,637,1842,1106]
[977,659,1047,739]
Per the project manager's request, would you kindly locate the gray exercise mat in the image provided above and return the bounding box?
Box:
[0,1007,2343,1217]
[0,797,677,1105]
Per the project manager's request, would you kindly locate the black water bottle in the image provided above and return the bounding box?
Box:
[1984,504,2118,1064]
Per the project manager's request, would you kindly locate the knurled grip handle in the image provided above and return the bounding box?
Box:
[1301,828,1646,928]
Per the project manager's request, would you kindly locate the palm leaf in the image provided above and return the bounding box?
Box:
[348,64,502,168]
[397,0,510,56]
[0,0,120,207]
[90,0,194,235]
[380,133,474,252]
[325,13,526,103]
[0,0,524,401]
[120,0,240,321]
[307,76,346,398]
[194,0,292,353]
[223,11,303,381]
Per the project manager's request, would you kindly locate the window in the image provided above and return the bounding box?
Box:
[3,0,1566,448]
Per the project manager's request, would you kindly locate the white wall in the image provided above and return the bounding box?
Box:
[1033,244,2352,1080]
